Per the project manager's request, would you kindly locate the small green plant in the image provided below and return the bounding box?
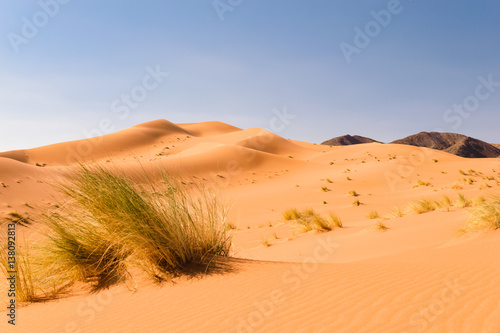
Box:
[368,210,379,219]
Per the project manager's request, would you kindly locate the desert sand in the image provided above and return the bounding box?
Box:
[1,119,499,332]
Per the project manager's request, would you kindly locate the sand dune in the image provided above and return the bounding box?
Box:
[1,119,499,332]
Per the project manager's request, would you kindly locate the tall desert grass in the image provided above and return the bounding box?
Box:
[49,164,232,283]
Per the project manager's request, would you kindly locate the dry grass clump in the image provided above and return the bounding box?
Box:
[283,208,301,221]
[436,195,452,212]
[368,210,379,219]
[348,190,359,197]
[284,208,340,233]
[463,195,500,231]
[386,206,404,219]
[407,199,436,214]
[411,180,432,188]
[328,213,343,228]
[0,233,73,303]
[455,193,471,208]
[374,222,388,231]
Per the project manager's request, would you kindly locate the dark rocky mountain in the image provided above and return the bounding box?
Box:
[391,132,500,158]
[321,135,380,146]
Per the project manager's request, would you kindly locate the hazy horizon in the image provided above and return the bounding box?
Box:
[1,0,499,152]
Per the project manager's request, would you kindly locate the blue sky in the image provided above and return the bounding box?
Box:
[0,0,499,152]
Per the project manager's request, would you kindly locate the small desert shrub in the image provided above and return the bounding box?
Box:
[407,199,436,214]
[387,206,404,218]
[346,177,352,181]
[261,239,271,247]
[321,186,330,192]
[326,178,333,183]
[412,180,431,188]
[463,196,500,231]
[375,222,388,231]
[328,213,343,228]
[456,193,471,208]
[352,199,361,206]
[438,195,452,211]
[348,190,359,197]
[368,210,379,219]
[284,208,337,233]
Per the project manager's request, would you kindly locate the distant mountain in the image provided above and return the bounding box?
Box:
[391,132,500,158]
[493,144,500,150]
[321,135,380,146]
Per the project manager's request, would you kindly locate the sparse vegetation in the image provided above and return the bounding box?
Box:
[456,193,472,208]
[321,186,330,192]
[438,195,452,212]
[463,196,500,231]
[387,206,404,218]
[375,222,388,231]
[407,199,436,214]
[368,210,379,219]
[261,239,271,247]
[284,208,339,233]
[328,213,343,228]
[326,178,333,183]
[412,180,432,188]
[348,190,359,197]
[352,199,361,206]
[283,208,301,221]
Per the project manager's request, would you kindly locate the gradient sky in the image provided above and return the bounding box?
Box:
[0,0,499,152]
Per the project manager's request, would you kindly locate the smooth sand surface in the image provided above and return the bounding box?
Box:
[1,119,499,332]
